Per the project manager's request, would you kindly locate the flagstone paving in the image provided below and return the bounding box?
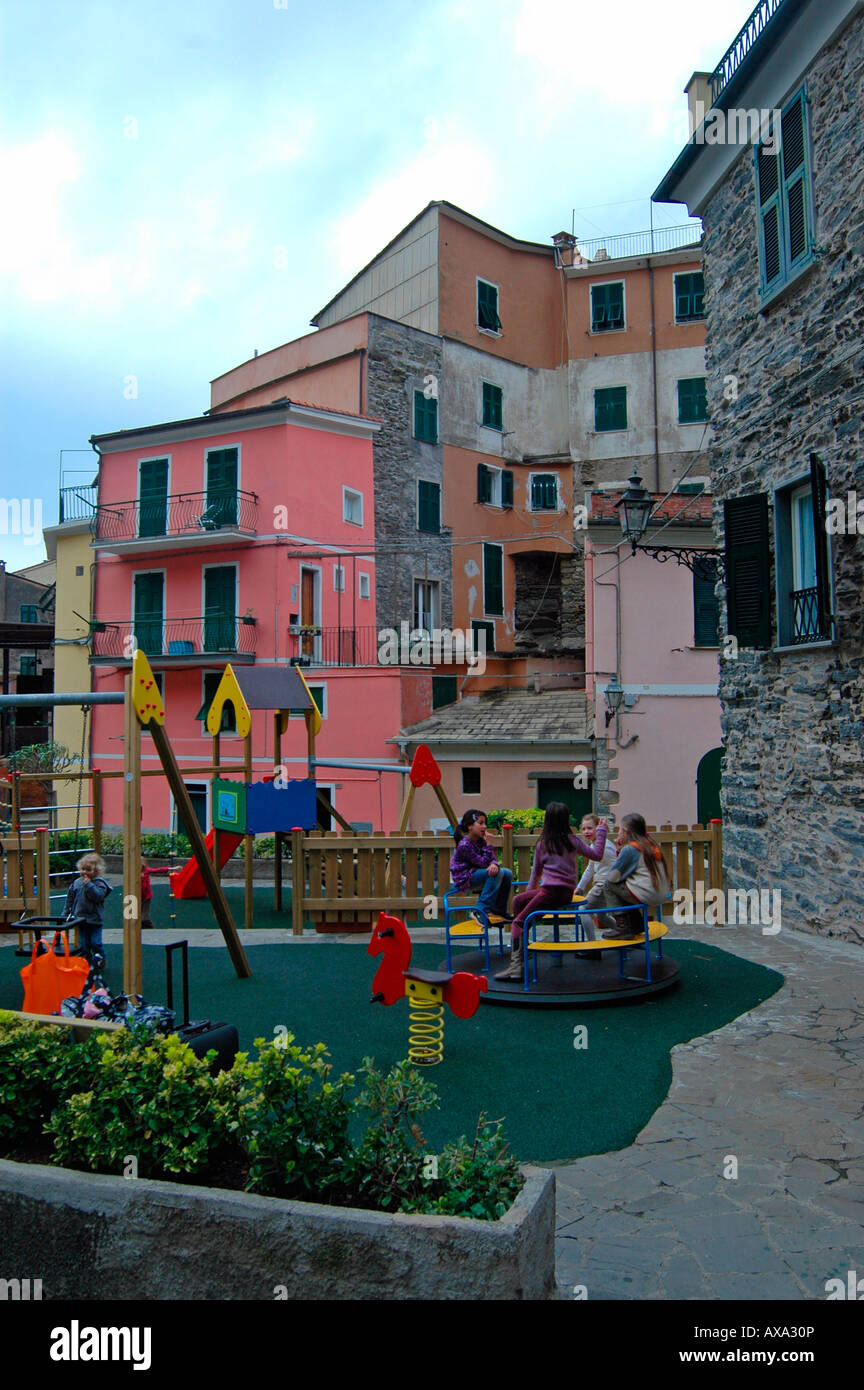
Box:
[550,922,864,1301]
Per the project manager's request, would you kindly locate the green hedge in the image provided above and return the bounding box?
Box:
[0,1014,522,1220]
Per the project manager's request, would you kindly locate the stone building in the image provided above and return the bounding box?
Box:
[654,0,864,939]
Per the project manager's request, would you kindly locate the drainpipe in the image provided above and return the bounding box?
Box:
[648,259,660,492]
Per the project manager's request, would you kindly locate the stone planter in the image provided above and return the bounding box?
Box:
[0,1159,557,1300]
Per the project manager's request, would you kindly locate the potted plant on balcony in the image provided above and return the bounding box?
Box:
[241,609,257,626]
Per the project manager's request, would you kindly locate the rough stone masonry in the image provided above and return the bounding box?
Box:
[702,12,864,942]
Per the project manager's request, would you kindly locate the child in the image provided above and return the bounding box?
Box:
[575,813,619,940]
[495,803,607,981]
[598,813,670,939]
[141,858,174,929]
[450,809,513,929]
[61,853,112,963]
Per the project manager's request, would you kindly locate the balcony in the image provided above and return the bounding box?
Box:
[58,484,99,523]
[709,0,787,104]
[575,223,703,263]
[92,491,258,554]
[91,616,257,666]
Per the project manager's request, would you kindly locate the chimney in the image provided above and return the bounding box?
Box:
[685,71,714,140]
[552,231,578,269]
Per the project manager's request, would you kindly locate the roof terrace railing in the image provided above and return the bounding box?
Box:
[709,0,788,103]
[576,222,702,263]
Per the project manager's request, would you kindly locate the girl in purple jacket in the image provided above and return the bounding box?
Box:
[449,809,513,928]
[495,803,607,980]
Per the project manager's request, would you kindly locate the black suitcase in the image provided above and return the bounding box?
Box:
[165,940,239,1074]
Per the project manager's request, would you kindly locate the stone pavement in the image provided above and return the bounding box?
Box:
[552,922,864,1301]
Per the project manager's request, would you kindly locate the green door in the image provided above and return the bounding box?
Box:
[537,778,592,824]
[138,459,168,538]
[697,747,724,825]
[206,449,238,527]
[133,572,164,655]
[204,567,236,651]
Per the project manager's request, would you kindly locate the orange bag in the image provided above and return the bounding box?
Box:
[20,932,90,1015]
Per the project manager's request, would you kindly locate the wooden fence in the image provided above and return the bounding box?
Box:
[288,822,723,933]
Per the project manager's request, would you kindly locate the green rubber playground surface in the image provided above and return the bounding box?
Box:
[0,930,783,1163]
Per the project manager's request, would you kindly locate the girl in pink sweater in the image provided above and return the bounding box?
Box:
[495,803,607,981]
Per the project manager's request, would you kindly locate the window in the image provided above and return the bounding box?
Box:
[756,89,813,299]
[477,279,501,333]
[133,572,164,656]
[674,272,705,322]
[19,657,37,676]
[693,559,720,646]
[138,458,169,538]
[775,456,833,646]
[19,605,38,623]
[477,464,513,508]
[413,579,440,632]
[203,566,237,652]
[413,390,438,443]
[590,281,625,332]
[471,620,495,655]
[462,767,481,795]
[677,480,706,495]
[530,474,559,511]
[75,565,85,577]
[333,565,345,592]
[417,480,441,533]
[678,377,708,424]
[432,676,458,709]
[482,382,503,430]
[358,572,370,600]
[483,542,503,616]
[594,386,627,432]
[308,685,326,719]
[204,448,238,528]
[342,487,363,526]
[198,671,237,732]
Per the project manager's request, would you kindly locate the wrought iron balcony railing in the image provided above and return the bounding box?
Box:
[709,0,787,104]
[93,490,258,544]
[791,587,830,645]
[58,485,99,523]
[91,616,257,661]
[294,626,382,667]
[576,223,702,263]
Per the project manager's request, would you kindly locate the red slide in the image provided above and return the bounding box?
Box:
[170,830,244,899]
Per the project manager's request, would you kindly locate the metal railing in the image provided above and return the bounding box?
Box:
[93,490,258,543]
[298,626,382,667]
[710,0,787,103]
[58,485,98,522]
[576,223,703,262]
[92,616,258,660]
[791,587,829,644]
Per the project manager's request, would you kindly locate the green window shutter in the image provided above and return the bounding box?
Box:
[205,449,238,527]
[472,620,495,655]
[724,495,771,649]
[417,480,440,533]
[595,386,627,431]
[531,475,557,510]
[477,463,492,504]
[501,470,514,508]
[782,96,809,266]
[477,281,500,331]
[20,605,38,623]
[809,452,832,640]
[483,543,503,616]
[203,567,236,652]
[413,390,438,443]
[693,559,720,646]
[432,675,458,709]
[138,458,168,538]
[482,382,503,429]
[19,656,37,676]
[591,282,624,331]
[133,572,164,656]
[756,138,783,291]
[678,378,708,424]
[675,272,704,321]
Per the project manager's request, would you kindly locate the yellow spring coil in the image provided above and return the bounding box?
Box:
[407,1000,445,1066]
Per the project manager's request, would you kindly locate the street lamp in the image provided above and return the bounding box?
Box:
[604,678,625,727]
[613,470,724,580]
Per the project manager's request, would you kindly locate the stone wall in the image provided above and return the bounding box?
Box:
[513,550,584,653]
[702,13,864,942]
[366,316,452,631]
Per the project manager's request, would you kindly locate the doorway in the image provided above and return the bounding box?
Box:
[696,747,724,825]
[537,778,593,824]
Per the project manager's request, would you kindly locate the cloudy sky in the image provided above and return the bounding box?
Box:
[0,0,758,570]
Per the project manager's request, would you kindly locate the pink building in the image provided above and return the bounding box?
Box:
[585,488,723,825]
[88,400,417,833]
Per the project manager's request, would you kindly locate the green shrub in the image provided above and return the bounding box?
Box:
[402,1117,523,1220]
[225,1035,354,1197]
[485,809,545,833]
[47,1029,226,1178]
[349,1058,439,1212]
[0,1012,101,1147]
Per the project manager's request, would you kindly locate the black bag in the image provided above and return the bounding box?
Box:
[165,939,238,1074]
